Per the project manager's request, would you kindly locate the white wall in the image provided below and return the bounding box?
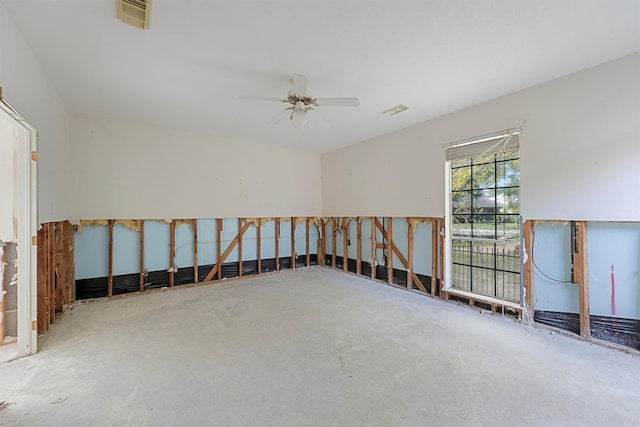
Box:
[70,115,322,219]
[322,53,640,221]
[0,3,72,223]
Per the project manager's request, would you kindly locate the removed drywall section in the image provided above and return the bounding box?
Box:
[532,222,577,313]
[70,115,322,220]
[0,4,72,222]
[587,222,640,319]
[321,53,640,221]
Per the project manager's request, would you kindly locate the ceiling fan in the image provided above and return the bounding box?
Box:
[241,73,360,128]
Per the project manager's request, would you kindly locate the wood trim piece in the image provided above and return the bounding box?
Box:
[108,220,114,297]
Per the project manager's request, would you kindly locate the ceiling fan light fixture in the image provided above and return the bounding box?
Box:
[291,101,308,128]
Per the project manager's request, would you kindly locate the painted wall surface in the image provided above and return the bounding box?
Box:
[0,112,17,241]
[588,222,640,319]
[0,4,71,222]
[321,53,640,221]
[70,115,322,219]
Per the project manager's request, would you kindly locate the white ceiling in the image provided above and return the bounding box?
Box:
[3,0,639,153]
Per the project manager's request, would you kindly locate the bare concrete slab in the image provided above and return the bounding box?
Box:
[0,267,638,426]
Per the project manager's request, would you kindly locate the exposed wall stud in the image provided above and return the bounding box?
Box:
[407,219,414,290]
[203,222,251,282]
[291,217,296,270]
[275,217,280,271]
[523,220,534,310]
[169,220,175,287]
[343,218,349,273]
[216,219,222,281]
[108,220,114,297]
[139,219,145,292]
[238,218,243,277]
[305,217,310,267]
[192,219,198,284]
[356,218,362,275]
[431,218,438,296]
[257,220,262,274]
[331,218,337,268]
[575,221,591,338]
[370,217,376,280]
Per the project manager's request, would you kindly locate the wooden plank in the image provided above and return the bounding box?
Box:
[407,220,414,290]
[370,217,376,280]
[169,220,175,287]
[431,218,438,296]
[257,220,262,274]
[238,218,243,277]
[356,218,362,275]
[291,217,296,270]
[203,222,251,282]
[216,219,222,280]
[139,219,145,292]
[317,218,324,265]
[439,218,445,298]
[374,218,427,293]
[575,221,591,338]
[386,217,393,284]
[331,218,337,268]
[305,218,310,267]
[275,217,280,271]
[108,220,114,297]
[343,218,349,272]
[192,219,198,284]
[522,220,534,310]
[36,226,46,334]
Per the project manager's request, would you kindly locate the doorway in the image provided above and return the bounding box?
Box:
[0,98,37,359]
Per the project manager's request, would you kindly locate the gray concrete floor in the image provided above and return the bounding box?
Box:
[0,267,638,426]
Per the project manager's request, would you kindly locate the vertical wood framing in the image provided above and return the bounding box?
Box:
[203,221,251,282]
[275,217,280,271]
[407,220,414,289]
[356,218,362,275]
[386,217,393,284]
[238,218,243,277]
[438,218,445,298]
[216,219,222,281]
[574,221,590,338]
[370,217,376,280]
[305,218,310,267]
[331,219,337,268]
[291,217,296,269]
[108,220,114,297]
[431,218,438,296]
[522,220,534,310]
[169,220,175,287]
[139,219,145,292]
[317,218,325,266]
[342,218,349,273]
[192,219,198,284]
[257,220,262,274]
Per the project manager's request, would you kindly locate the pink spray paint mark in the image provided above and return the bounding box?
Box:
[610,264,616,316]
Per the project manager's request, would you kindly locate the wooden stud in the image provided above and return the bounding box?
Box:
[291,217,296,270]
[203,222,251,282]
[36,226,45,334]
[374,218,427,293]
[407,220,414,290]
[331,218,337,268]
[275,217,280,271]
[370,217,376,280]
[356,218,362,275]
[439,218,445,298]
[317,218,325,265]
[305,218,310,267]
[139,219,145,292]
[343,218,349,272]
[431,218,438,296]
[257,220,262,274]
[192,219,198,284]
[108,220,114,297]
[238,218,243,277]
[522,220,534,310]
[574,221,591,338]
[169,220,175,287]
[386,217,393,284]
[216,219,222,281]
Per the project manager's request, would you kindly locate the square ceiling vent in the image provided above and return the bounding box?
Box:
[117,0,151,30]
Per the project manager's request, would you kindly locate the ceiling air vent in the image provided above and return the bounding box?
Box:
[116,0,151,30]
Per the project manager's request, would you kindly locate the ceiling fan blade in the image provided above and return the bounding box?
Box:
[315,97,360,107]
[239,95,285,102]
[292,73,307,96]
[267,108,290,125]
